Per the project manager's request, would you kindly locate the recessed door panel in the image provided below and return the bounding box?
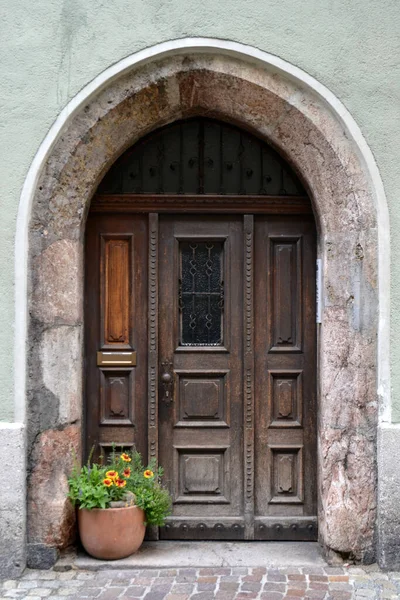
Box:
[175,370,229,427]
[270,237,302,352]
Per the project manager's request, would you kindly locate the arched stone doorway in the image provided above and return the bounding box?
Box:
[26,51,379,565]
[85,117,317,541]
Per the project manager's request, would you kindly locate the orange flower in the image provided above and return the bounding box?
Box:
[144,469,154,479]
[106,470,118,480]
[115,478,126,488]
[123,467,131,478]
[103,478,113,487]
[121,453,132,462]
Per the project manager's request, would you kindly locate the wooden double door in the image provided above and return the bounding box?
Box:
[85,211,317,540]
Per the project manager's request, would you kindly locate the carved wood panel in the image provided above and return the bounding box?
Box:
[175,447,230,503]
[243,215,255,539]
[269,446,303,503]
[99,368,134,426]
[148,214,159,461]
[270,237,302,352]
[101,236,132,348]
[269,371,303,427]
[175,371,229,427]
[85,215,148,460]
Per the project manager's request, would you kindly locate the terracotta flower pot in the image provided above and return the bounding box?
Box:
[78,505,146,560]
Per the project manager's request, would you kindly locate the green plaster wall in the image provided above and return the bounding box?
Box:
[1,0,399,422]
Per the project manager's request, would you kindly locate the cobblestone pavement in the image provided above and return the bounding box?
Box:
[2,566,400,600]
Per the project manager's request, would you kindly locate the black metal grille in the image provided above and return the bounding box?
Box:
[179,242,224,346]
[98,118,305,196]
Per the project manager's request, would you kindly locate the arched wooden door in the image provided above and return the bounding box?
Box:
[85,119,317,541]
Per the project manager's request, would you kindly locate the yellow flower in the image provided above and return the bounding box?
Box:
[123,467,131,478]
[103,478,113,487]
[115,478,127,488]
[121,453,132,462]
[144,469,154,479]
[106,470,118,480]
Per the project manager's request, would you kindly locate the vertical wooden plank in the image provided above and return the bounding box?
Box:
[243,214,255,540]
[147,213,159,541]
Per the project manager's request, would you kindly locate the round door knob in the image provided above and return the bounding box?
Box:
[161,372,172,384]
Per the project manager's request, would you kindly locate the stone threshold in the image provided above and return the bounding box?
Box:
[56,541,327,571]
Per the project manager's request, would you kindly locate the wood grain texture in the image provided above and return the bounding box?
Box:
[158,215,244,540]
[91,194,312,214]
[85,210,316,541]
[148,214,159,461]
[85,214,148,461]
[103,238,130,346]
[254,215,317,538]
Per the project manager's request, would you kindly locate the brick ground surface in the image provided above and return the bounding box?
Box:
[1,566,400,600]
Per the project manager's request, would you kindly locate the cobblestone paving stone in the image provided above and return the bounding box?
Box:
[2,566,400,600]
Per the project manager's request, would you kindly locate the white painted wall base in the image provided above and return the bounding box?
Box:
[0,423,26,578]
[378,424,400,569]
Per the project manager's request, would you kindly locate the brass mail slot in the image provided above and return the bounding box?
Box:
[97,351,137,367]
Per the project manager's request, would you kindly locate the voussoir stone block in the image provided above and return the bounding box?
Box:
[28,425,80,555]
[32,239,82,325]
[40,325,82,426]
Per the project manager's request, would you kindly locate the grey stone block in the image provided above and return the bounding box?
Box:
[27,544,59,570]
[378,424,400,569]
[0,423,26,579]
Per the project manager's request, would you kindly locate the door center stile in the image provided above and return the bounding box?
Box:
[148,213,159,464]
[243,215,255,540]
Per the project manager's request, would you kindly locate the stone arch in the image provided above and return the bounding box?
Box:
[23,46,383,564]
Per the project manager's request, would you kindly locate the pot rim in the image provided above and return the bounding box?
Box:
[78,505,143,512]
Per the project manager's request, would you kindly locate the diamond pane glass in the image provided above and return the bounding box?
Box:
[180,242,224,346]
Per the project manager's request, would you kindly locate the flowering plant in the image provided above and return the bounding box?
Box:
[68,447,171,526]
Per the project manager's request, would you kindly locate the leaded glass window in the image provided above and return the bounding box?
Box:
[179,242,224,346]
